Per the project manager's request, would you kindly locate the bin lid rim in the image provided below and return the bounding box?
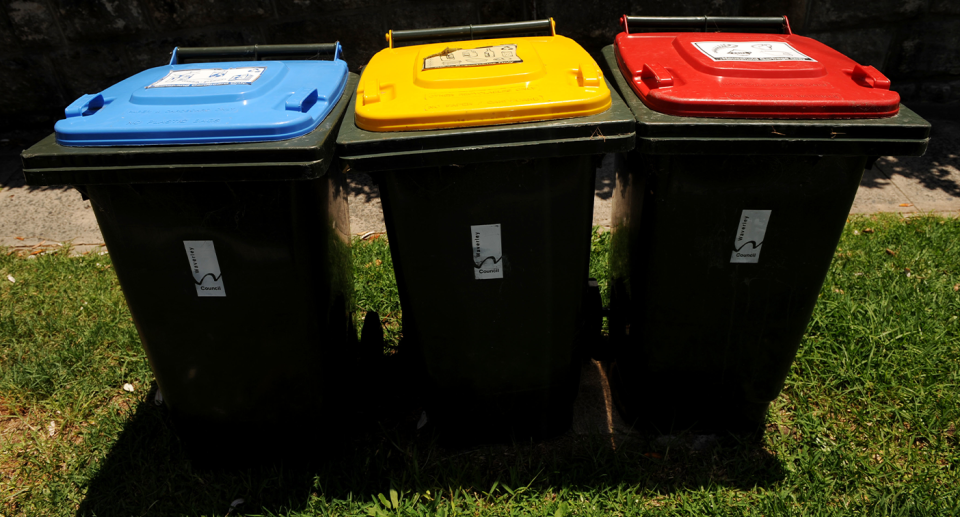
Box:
[613,28,902,119]
[54,56,349,147]
[599,45,930,147]
[354,34,613,131]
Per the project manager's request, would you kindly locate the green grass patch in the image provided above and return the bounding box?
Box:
[1,215,959,516]
[352,234,401,351]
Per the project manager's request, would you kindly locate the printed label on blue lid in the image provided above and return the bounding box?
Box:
[147,67,267,88]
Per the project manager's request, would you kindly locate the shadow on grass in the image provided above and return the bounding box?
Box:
[77,382,786,516]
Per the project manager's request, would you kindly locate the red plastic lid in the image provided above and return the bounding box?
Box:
[613,16,900,119]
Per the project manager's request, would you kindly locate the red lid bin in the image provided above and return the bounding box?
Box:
[613,15,900,119]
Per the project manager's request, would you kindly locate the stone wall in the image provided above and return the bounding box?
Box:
[1,0,957,131]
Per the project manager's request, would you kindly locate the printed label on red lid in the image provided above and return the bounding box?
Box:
[424,44,522,70]
[692,41,815,62]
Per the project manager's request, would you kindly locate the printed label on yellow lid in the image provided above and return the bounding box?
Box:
[355,34,612,132]
[423,44,523,70]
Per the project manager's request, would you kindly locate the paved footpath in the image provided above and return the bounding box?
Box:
[2,117,958,256]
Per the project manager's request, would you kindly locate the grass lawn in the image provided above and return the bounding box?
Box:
[1,214,959,516]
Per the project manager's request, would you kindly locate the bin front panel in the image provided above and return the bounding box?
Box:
[86,172,353,443]
[607,152,865,432]
[377,156,597,438]
[614,29,900,119]
[355,35,611,131]
[55,57,348,146]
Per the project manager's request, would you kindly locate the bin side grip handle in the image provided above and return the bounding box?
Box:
[639,63,674,88]
[577,63,601,87]
[169,43,343,64]
[361,78,380,105]
[387,18,555,48]
[285,87,321,112]
[620,15,790,34]
[851,64,891,90]
[64,93,105,118]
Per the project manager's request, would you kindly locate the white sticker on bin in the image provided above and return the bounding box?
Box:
[692,41,816,62]
[424,44,522,70]
[731,210,772,264]
[472,224,503,280]
[184,240,226,296]
[147,67,266,88]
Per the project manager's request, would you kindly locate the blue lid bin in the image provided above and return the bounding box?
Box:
[55,44,348,147]
[21,43,360,467]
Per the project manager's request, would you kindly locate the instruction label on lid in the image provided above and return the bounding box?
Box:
[731,210,772,264]
[147,67,267,88]
[184,240,226,296]
[692,42,816,62]
[472,224,503,280]
[424,44,522,70]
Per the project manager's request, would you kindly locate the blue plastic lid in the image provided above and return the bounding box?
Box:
[55,44,348,147]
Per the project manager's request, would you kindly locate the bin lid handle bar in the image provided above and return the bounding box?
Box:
[619,15,790,35]
[387,18,555,49]
[169,43,344,65]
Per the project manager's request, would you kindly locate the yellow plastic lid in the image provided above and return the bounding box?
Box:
[355,19,612,132]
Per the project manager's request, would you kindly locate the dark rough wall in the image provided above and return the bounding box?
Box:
[0,0,957,131]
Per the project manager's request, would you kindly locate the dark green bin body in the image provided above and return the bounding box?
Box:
[601,46,931,434]
[337,84,636,442]
[21,74,360,465]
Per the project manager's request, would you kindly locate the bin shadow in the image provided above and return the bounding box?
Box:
[75,385,323,517]
[858,117,960,198]
[595,153,616,200]
[346,172,381,203]
[77,366,785,516]
[0,129,66,193]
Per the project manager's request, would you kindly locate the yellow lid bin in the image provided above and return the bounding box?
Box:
[336,19,637,444]
[355,19,612,131]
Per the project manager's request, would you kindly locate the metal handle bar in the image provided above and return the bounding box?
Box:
[620,15,790,34]
[387,19,555,48]
[170,43,343,64]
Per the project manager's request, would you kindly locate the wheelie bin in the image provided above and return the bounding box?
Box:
[336,19,635,442]
[21,43,358,465]
[601,16,931,434]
